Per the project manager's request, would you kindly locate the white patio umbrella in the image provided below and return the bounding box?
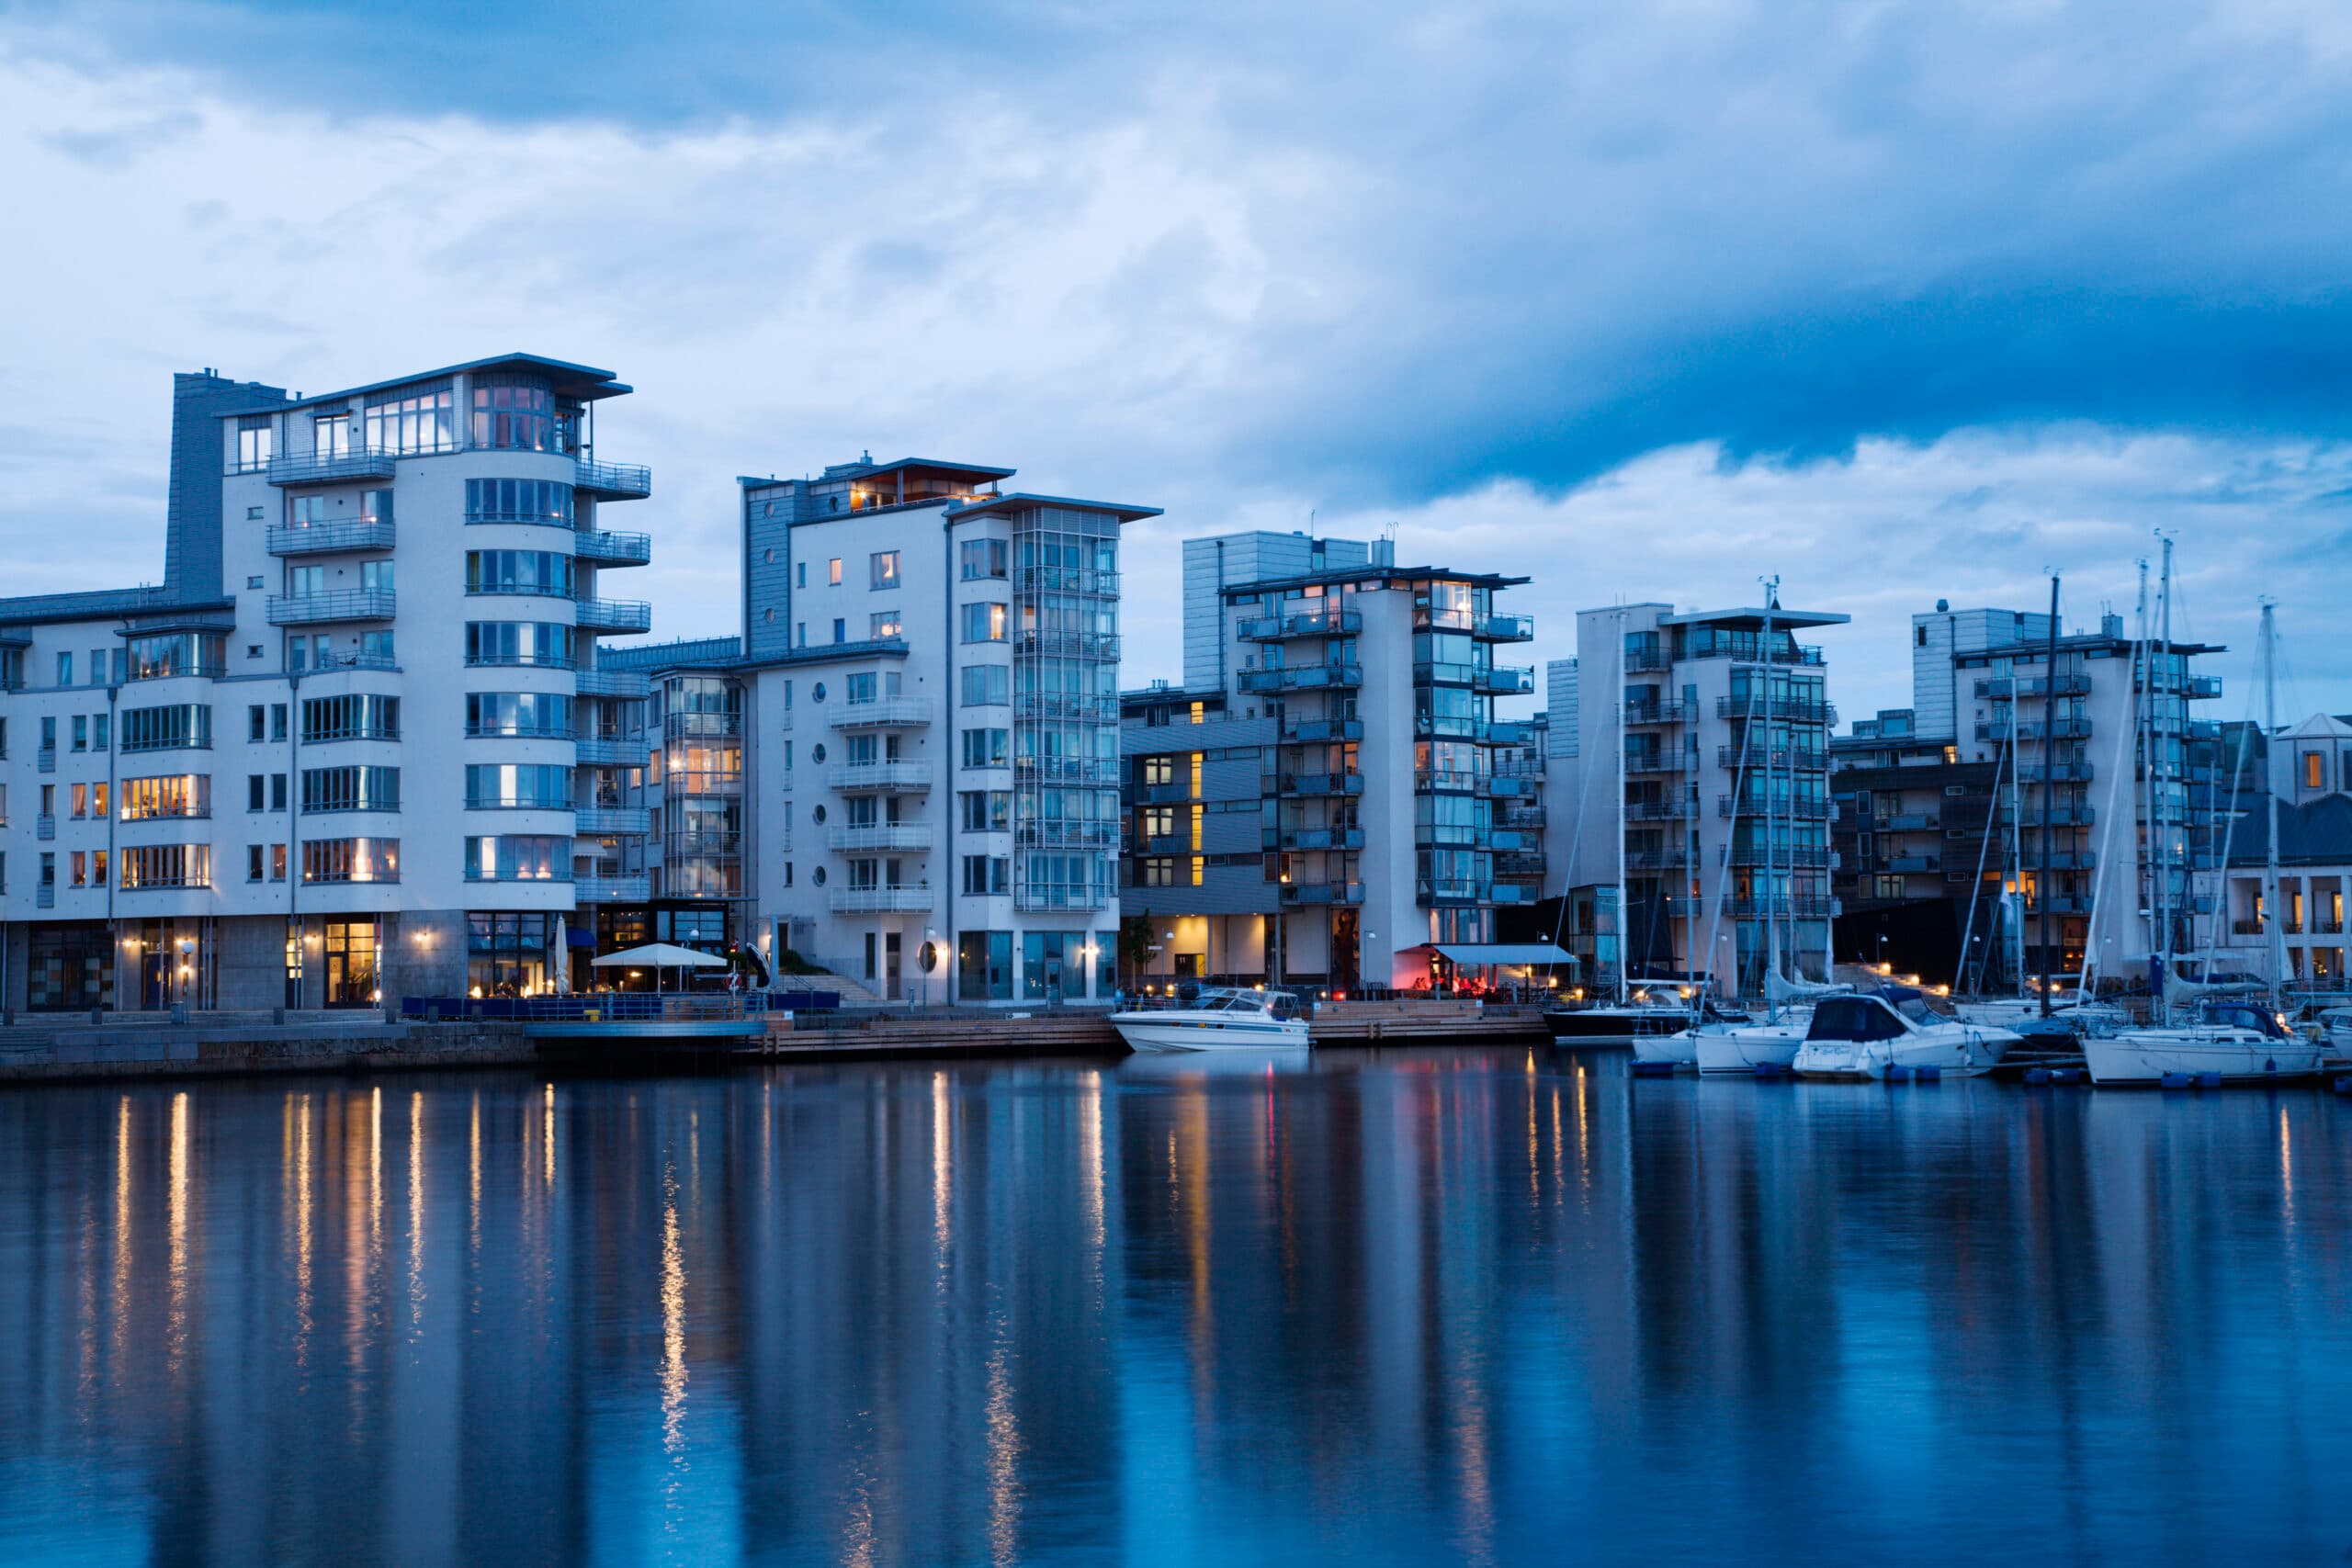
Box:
[591,942,726,994]
[551,915,571,995]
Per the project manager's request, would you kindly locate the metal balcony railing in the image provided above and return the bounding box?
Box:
[1473,613,1535,642]
[573,874,650,903]
[572,529,652,566]
[35,814,56,840]
[1238,663,1362,693]
[1625,799,1693,821]
[266,447,399,486]
[1016,631,1121,660]
[1281,881,1363,906]
[573,806,650,836]
[830,761,933,793]
[1478,667,1536,694]
[266,589,396,626]
[827,823,935,852]
[1623,750,1692,773]
[574,597,652,635]
[1718,745,1828,773]
[573,735,644,767]
[574,458,652,499]
[829,886,935,914]
[1278,772,1364,797]
[574,667,651,699]
[267,517,397,556]
[1718,694,1835,724]
[1016,821,1119,851]
[830,697,934,729]
[1281,716,1363,743]
[1719,796,1832,820]
[1624,698,1696,726]
[1271,827,1365,851]
[1238,609,1361,640]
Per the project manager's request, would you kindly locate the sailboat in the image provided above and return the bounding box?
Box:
[2085,599,2327,1085]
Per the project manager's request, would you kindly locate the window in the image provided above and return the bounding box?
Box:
[300,766,401,814]
[464,479,573,525]
[466,550,574,597]
[1139,856,1178,886]
[1875,874,1905,899]
[121,775,209,820]
[1141,755,1176,787]
[125,633,224,682]
[960,538,1007,580]
[360,630,395,664]
[464,836,570,881]
[56,651,71,686]
[796,562,807,590]
[70,716,85,752]
[961,728,1010,768]
[120,705,211,753]
[465,622,575,669]
[960,664,1010,706]
[302,694,400,742]
[87,649,104,685]
[69,784,86,818]
[465,692,571,738]
[470,379,560,452]
[272,773,288,810]
[70,852,85,888]
[360,560,394,593]
[92,716,107,751]
[235,416,273,472]
[832,618,846,644]
[313,412,349,457]
[40,716,53,754]
[870,610,902,639]
[871,551,900,589]
[363,383,457,455]
[795,622,806,648]
[120,844,210,889]
[465,763,572,809]
[272,844,287,881]
[962,855,1011,895]
[828,558,843,586]
[249,705,266,742]
[301,838,400,884]
[2306,750,2325,790]
[958,931,1013,1001]
[960,602,1009,642]
[248,845,265,882]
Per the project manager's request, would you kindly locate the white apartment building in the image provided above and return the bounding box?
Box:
[1547,597,1849,997]
[616,457,1152,1004]
[0,355,655,1012]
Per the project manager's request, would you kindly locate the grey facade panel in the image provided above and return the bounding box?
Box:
[1121,866,1273,919]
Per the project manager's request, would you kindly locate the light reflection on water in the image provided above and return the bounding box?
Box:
[0,1051,2349,1566]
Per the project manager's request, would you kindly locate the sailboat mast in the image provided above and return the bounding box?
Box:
[2039,574,2059,1019]
[2155,535,2177,964]
[1760,579,1779,1021]
[1615,608,1628,1007]
[2261,600,2284,1009]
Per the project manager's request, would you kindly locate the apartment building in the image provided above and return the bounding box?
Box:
[613,457,1151,1004]
[2191,712,2352,990]
[1830,601,2226,987]
[0,355,655,1011]
[1550,596,1850,997]
[1118,534,1538,993]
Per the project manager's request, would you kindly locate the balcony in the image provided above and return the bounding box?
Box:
[1626,799,1693,822]
[1626,848,1691,872]
[37,746,55,774]
[1473,612,1535,643]
[1017,694,1116,723]
[1724,897,1835,919]
[1625,648,1672,672]
[266,446,399,486]
[1879,812,1939,830]
[35,814,55,840]
[1477,666,1535,695]
[1136,781,1195,805]
[266,589,395,626]
[1497,852,1547,881]
[574,597,652,635]
[1488,884,1536,904]
[1717,746,1827,773]
[1718,796,1832,820]
[2023,896,2092,917]
[1281,881,1363,906]
[1018,821,1119,851]
[574,735,643,767]
[1689,634,1824,666]
[1238,663,1362,694]
[574,667,650,699]
[266,517,396,556]
[1975,674,2090,700]
[2187,674,2224,699]
[1015,758,1119,785]
[1136,832,1192,854]
[1623,750,1692,774]
[573,529,652,567]
[831,697,933,730]
[1725,845,1832,869]
[1977,718,2092,742]
[1418,770,1484,794]
[1484,775,1533,799]
[1886,855,1940,874]
[1491,829,1533,852]
[1624,698,1695,726]
[574,806,650,836]
[574,874,650,903]
[36,885,54,908]
[1278,772,1364,797]
[1281,716,1363,744]
[1238,609,1360,641]
[1418,879,1487,905]
[1717,694,1836,725]
[831,761,933,793]
[1500,801,1546,829]
[829,886,935,914]
[1272,826,1364,851]
[1012,566,1121,597]
[1490,720,1534,746]
[1017,630,1121,660]
[574,458,652,500]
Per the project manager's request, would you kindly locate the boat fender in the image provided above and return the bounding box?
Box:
[1632,1060,1676,1077]
[2053,1068,2082,1085]
[1884,1064,1910,1083]
[2160,1072,2192,1090]
[1915,1064,1941,1082]
[2024,1068,2052,1086]
[2197,1071,2222,1089]
[2335,1076,2352,1095]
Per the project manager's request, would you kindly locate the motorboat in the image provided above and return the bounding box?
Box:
[1791,988,2018,1080]
[1548,989,1704,1047]
[2081,1000,2326,1086]
[1692,1010,1815,1076]
[1632,1000,1760,1068]
[1108,987,1310,1053]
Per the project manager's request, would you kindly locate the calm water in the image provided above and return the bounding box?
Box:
[2,1050,2348,1566]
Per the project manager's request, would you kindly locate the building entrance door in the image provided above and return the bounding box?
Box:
[884,931,902,1000]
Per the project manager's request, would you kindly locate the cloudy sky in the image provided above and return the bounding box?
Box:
[5,0,2351,722]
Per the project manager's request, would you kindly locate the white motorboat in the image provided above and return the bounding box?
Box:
[1547,991,1699,1047]
[1791,989,2018,1080]
[2081,1000,2325,1086]
[1692,1012,1813,1075]
[1631,999,1756,1067]
[1108,987,1310,1053]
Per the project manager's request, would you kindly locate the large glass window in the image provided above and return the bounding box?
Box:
[321,919,379,1007]
[120,843,210,888]
[958,930,1013,1001]
[125,633,225,682]
[465,479,573,525]
[961,602,1009,642]
[961,664,1010,706]
[465,692,572,738]
[300,838,400,883]
[120,774,208,819]
[464,835,570,881]
[467,912,550,998]
[465,550,575,597]
[235,416,274,472]
[120,705,211,753]
[960,538,1007,580]
[301,694,401,743]
[464,622,575,669]
[464,763,573,809]
[362,384,457,455]
[470,380,559,452]
[300,765,401,814]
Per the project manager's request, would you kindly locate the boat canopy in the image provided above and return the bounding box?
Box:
[1805,990,1937,1042]
[2196,1000,2291,1039]
[1422,943,1577,967]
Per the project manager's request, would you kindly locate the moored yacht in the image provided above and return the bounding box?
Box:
[1631,999,1758,1067]
[1108,987,1311,1053]
[2081,1000,2324,1086]
[1548,989,1701,1047]
[1692,1011,1814,1075]
[1791,989,2018,1079]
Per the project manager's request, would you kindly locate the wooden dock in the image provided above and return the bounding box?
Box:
[1307,999,1550,1044]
